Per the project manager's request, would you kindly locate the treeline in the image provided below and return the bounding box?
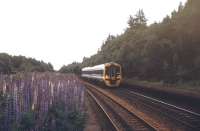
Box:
[59,62,81,74]
[0,53,54,73]
[60,0,200,83]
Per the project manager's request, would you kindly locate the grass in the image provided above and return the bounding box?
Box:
[125,77,200,94]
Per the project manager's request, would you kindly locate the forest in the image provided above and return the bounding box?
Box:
[0,53,54,73]
[60,0,200,84]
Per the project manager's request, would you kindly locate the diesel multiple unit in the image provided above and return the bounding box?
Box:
[81,62,122,87]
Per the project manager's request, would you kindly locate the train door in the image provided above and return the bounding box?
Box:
[110,66,116,79]
[106,65,119,79]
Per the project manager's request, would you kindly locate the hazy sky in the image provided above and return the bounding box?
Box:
[0,0,187,70]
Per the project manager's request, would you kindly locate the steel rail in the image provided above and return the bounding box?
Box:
[121,88,200,130]
[86,89,120,131]
[85,83,156,131]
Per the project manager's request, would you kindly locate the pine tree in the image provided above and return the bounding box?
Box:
[128,9,147,30]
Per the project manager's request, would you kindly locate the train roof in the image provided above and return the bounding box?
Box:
[81,62,120,71]
[82,64,104,71]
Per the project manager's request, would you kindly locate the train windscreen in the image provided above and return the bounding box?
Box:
[106,65,120,78]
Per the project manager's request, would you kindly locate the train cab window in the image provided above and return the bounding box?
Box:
[116,67,120,75]
[110,66,115,77]
[105,65,120,78]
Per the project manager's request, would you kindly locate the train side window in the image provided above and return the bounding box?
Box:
[82,70,103,75]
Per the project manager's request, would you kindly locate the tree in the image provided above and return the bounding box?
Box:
[79,0,200,83]
[59,62,81,74]
[0,53,54,74]
[128,9,147,30]
[178,2,184,12]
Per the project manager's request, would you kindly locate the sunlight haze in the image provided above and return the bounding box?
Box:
[0,0,187,70]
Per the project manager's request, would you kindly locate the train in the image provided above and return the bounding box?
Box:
[81,62,122,87]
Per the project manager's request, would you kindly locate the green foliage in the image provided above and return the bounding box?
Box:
[0,53,54,73]
[0,53,12,73]
[78,0,200,83]
[10,111,36,131]
[43,101,86,131]
[0,93,6,126]
[59,62,81,74]
[128,9,147,30]
[18,111,36,130]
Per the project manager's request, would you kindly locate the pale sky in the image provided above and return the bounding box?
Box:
[0,0,187,70]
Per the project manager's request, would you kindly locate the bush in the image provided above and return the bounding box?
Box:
[43,102,86,131]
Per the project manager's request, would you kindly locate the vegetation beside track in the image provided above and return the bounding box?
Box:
[124,78,200,95]
[0,73,86,131]
[43,101,86,131]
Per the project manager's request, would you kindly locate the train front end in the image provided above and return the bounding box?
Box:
[103,62,122,87]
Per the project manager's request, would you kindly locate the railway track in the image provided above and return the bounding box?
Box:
[85,82,157,131]
[110,87,200,131]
